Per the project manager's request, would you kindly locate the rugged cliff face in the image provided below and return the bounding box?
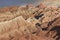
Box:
[0,3,60,40]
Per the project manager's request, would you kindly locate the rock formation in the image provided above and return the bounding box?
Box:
[0,3,59,40]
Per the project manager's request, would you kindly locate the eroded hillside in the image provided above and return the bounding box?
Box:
[0,3,60,40]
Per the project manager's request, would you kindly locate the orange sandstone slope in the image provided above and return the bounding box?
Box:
[0,3,59,40]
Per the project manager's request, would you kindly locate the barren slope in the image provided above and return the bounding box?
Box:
[0,3,60,40]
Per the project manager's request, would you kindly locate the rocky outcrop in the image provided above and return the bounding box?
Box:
[0,3,60,40]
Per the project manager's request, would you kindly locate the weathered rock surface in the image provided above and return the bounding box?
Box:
[0,3,60,40]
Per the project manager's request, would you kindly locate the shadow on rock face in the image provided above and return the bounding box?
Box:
[47,26,60,40]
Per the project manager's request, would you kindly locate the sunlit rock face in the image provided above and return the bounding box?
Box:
[0,3,60,40]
